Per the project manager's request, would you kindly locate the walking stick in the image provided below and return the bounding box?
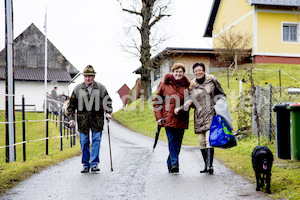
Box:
[107,120,113,171]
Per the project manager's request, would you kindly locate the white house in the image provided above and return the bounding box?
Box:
[0,23,79,112]
[133,47,249,92]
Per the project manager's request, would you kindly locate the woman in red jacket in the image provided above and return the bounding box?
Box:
[153,63,191,173]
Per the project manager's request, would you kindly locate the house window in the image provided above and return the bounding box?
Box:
[154,67,160,81]
[283,23,298,42]
[28,45,37,68]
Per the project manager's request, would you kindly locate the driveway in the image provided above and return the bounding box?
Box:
[0,120,272,200]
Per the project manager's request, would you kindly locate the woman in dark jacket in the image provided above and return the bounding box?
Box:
[175,62,226,174]
[153,63,191,173]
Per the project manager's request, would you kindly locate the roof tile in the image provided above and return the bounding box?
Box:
[248,0,300,6]
[0,66,72,82]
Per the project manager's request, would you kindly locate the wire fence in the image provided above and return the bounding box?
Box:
[251,85,300,140]
[0,95,77,163]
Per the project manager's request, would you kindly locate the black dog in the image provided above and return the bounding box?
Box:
[251,146,274,194]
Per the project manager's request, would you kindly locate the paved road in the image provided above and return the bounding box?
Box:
[0,120,273,200]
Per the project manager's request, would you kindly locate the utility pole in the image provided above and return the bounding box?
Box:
[5,0,16,163]
[44,5,48,115]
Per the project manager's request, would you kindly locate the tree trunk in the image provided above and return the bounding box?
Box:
[139,0,155,99]
[141,67,151,99]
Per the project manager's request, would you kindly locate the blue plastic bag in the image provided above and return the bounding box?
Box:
[209,115,237,149]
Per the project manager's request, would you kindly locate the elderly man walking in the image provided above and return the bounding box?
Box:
[67,65,113,173]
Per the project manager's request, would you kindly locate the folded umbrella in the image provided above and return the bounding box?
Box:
[153,118,163,152]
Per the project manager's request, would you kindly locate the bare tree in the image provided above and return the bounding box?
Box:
[118,0,171,99]
[214,26,252,68]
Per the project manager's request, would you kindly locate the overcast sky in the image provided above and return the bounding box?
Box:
[0,0,213,111]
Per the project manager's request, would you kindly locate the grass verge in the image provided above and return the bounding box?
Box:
[0,147,81,195]
[215,137,300,200]
[0,111,81,195]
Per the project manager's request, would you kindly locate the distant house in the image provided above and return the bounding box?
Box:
[116,84,130,107]
[204,0,300,64]
[133,47,231,91]
[0,23,79,111]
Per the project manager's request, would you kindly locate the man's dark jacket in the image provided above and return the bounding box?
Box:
[67,81,113,133]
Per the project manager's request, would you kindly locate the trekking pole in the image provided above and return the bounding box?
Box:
[107,120,113,171]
